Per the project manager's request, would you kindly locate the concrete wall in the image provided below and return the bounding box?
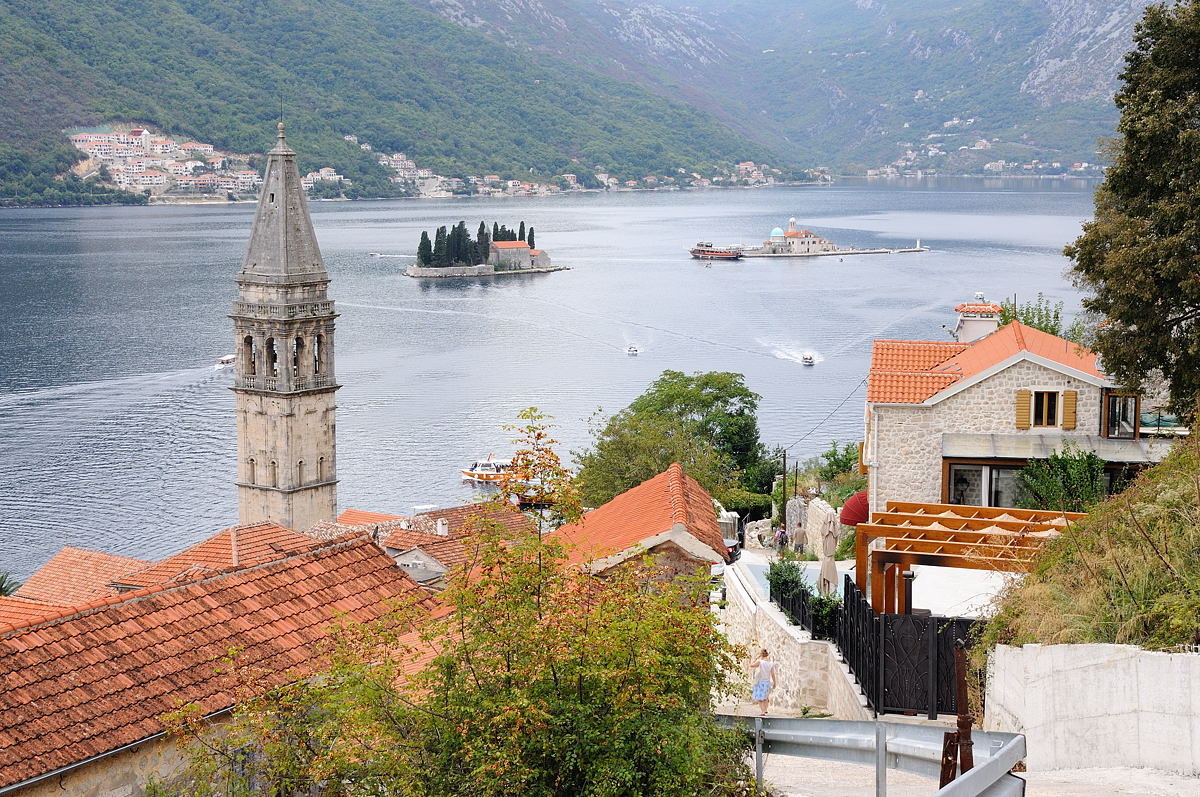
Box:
[984,643,1200,774]
[867,360,1103,512]
[12,735,186,797]
[720,565,869,719]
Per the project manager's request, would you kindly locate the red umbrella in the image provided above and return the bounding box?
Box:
[839,490,870,527]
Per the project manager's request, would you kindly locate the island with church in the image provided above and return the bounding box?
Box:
[405,219,568,278]
[694,217,928,259]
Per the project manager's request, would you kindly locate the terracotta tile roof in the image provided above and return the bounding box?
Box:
[414,536,471,568]
[491,240,530,249]
[0,597,69,628]
[868,322,1105,404]
[954,302,1003,314]
[552,463,727,567]
[0,536,433,790]
[14,547,151,606]
[112,522,317,589]
[338,508,401,525]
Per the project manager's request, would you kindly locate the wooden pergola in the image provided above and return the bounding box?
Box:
[855,502,1084,613]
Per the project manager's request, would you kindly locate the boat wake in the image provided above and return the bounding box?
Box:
[759,341,824,366]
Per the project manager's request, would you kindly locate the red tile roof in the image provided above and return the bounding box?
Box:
[491,240,530,249]
[0,536,433,790]
[112,522,317,589]
[552,463,727,567]
[14,547,151,606]
[954,302,1003,314]
[868,322,1104,404]
[338,508,402,525]
[0,597,69,628]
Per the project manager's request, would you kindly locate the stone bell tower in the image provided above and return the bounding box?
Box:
[231,122,338,530]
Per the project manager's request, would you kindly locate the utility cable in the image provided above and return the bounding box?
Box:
[781,376,867,452]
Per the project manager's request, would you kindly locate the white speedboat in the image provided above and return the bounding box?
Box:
[801,353,815,366]
[461,455,514,483]
[215,354,236,369]
[627,344,639,356]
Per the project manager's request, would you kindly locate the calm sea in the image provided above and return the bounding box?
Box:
[0,178,1096,578]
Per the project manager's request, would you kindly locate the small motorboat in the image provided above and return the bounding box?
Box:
[461,455,514,483]
[627,344,639,356]
[801,353,815,366]
[214,354,236,370]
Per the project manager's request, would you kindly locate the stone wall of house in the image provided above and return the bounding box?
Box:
[985,643,1200,774]
[14,734,187,797]
[720,566,869,719]
[868,360,1104,511]
[800,498,838,555]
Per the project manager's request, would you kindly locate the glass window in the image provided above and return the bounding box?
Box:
[1107,395,1138,439]
[990,467,1023,508]
[1033,391,1058,427]
[949,464,984,505]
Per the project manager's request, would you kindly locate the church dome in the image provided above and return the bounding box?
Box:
[770,226,785,239]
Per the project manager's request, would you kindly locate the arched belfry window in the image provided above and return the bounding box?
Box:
[269,460,278,488]
[248,458,256,485]
[292,336,306,377]
[313,334,324,374]
[266,338,279,377]
[318,456,326,482]
[242,336,257,376]
[297,459,305,485]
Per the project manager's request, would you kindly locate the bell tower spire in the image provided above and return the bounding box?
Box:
[231,123,339,531]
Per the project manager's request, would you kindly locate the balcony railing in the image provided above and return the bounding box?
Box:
[235,374,334,392]
[232,301,334,319]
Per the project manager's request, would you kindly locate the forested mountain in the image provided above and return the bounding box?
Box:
[0,0,781,204]
[414,0,1153,171]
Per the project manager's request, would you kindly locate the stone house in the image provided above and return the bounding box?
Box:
[863,303,1179,512]
[552,463,730,578]
[488,239,532,268]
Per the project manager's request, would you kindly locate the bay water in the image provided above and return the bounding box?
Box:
[0,178,1095,578]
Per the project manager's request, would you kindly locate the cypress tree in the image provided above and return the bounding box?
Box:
[527,227,535,250]
[433,225,448,268]
[417,230,432,265]
[477,221,491,265]
[493,222,500,241]
[518,221,526,242]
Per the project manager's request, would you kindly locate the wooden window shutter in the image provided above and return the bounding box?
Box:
[1015,389,1031,429]
[1062,390,1077,430]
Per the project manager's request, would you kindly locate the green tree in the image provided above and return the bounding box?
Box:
[153,452,750,797]
[999,292,1064,336]
[417,229,433,265]
[476,220,491,263]
[432,224,448,267]
[527,226,535,249]
[576,370,776,505]
[1064,0,1200,416]
[518,220,526,241]
[1016,444,1114,513]
[0,572,19,596]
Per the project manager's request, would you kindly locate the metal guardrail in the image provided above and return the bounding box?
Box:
[716,715,1025,797]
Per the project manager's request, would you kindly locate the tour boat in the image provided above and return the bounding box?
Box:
[627,344,639,356]
[215,354,236,369]
[689,242,743,260]
[461,455,514,483]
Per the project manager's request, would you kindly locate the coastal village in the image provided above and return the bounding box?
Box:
[67,124,792,202]
[2,124,1196,796]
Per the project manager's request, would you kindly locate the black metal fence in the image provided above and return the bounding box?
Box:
[771,573,977,718]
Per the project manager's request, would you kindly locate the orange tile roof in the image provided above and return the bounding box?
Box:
[0,536,434,790]
[954,302,1002,314]
[112,522,317,589]
[552,463,727,567]
[0,597,69,628]
[868,322,1104,404]
[338,508,402,525]
[14,547,151,606]
[491,240,530,249]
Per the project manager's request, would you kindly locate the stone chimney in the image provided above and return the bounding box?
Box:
[953,293,1003,343]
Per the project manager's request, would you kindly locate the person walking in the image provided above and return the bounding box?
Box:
[750,649,777,716]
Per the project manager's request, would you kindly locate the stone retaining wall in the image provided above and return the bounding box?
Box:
[406,264,567,278]
[720,565,869,719]
[984,643,1200,774]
